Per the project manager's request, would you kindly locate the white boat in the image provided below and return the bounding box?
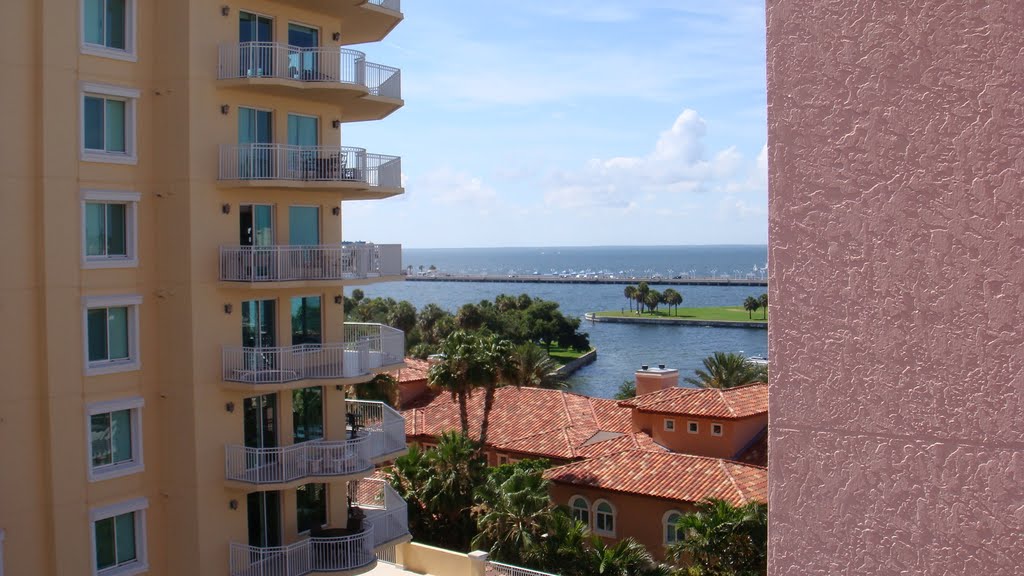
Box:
[746,356,769,366]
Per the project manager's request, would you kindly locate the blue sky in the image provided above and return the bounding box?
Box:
[343,0,767,248]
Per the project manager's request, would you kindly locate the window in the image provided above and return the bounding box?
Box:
[82,0,136,60]
[84,295,142,375]
[82,84,139,164]
[88,398,144,481]
[82,191,140,268]
[90,498,148,576]
[293,387,323,443]
[711,423,724,437]
[569,496,590,526]
[296,483,327,534]
[664,418,675,431]
[594,500,615,536]
[497,454,509,465]
[663,511,683,545]
[688,421,699,434]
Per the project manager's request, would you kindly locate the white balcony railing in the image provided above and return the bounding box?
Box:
[218,42,401,99]
[219,243,402,282]
[225,436,373,484]
[343,323,405,371]
[485,561,559,576]
[229,528,375,576]
[350,479,410,547]
[218,144,402,189]
[368,0,401,12]
[346,399,407,459]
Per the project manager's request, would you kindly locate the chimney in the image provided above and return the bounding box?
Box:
[634,364,679,396]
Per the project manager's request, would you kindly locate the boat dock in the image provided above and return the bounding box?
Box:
[404,274,767,287]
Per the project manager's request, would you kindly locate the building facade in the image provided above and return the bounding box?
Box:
[0,1,409,575]
[767,0,1024,572]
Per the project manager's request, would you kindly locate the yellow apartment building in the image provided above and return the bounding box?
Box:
[0,1,411,575]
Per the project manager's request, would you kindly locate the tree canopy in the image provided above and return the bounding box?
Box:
[684,352,767,389]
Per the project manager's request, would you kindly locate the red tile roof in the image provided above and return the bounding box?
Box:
[618,383,768,419]
[543,451,767,506]
[402,387,653,461]
[391,357,431,384]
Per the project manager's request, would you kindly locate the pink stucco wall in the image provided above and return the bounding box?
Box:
[767,1,1024,573]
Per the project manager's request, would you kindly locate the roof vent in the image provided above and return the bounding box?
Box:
[641,364,649,371]
[658,364,666,369]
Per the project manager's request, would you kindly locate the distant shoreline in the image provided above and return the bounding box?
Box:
[406,274,767,287]
[585,310,767,329]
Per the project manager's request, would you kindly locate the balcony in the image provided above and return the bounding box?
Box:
[219,243,402,285]
[272,1,403,45]
[225,402,405,488]
[218,43,402,121]
[229,529,375,576]
[222,324,405,388]
[218,144,402,199]
[349,478,411,548]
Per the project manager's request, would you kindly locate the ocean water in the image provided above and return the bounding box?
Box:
[348,246,769,398]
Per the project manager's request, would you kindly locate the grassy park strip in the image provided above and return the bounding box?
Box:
[592,306,767,323]
[547,345,593,366]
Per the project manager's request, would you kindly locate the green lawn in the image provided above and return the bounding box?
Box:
[546,345,592,366]
[594,306,767,323]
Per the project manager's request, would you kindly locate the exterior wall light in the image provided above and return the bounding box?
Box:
[221,6,230,16]
[224,303,233,314]
[225,402,235,413]
[222,203,231,214]
[229,499,238,510]
[332,206,341,216]
[332,32,341,41]
[334,295,343,304]
[332,120,341,129]
[221,104,230,115]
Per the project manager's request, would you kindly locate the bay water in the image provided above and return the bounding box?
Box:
[348,246,769,398]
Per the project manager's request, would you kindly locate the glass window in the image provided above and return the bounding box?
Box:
[595,501,614,534]
[94,511,137,571]
[688,421,699,434]
[665,512,683,544]
[296,483,327,533]
[84,95,127,154]
[91,409,133,468]
[570,497,589,525]
[84,0,127,50]
[291,296,322,346]
[85,202,128,258]
[88,306,130,363]
[712,424,723,437]
[292,386,323,443]
[664,418,675,431]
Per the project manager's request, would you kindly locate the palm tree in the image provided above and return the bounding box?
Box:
[590,538,673,576]
[477,335,515,448]
[428,331,492,435]
[636,282,650,313]
[614,380,637,400]
[684,352,766,389]
[668,498,768,575]
[644,289,662,314]
[624,285,638,313]
[759,293,768,319]
[743,296,760,319]
[507,342,561,389]
[662,288,683,315]
[472,465,556,565]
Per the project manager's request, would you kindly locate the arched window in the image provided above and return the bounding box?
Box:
[594,500,615,536]
[663,510,683,545]
[569,496,590,526]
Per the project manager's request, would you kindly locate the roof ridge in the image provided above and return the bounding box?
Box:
[719,459,748,505]
[718,388,736,417]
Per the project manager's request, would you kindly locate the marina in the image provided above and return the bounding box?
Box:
[405,274,768,287]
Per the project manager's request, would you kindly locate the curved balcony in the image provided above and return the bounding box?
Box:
[218,144,402,199]
[225,435,374,487]
[219,243,402,285]
[221,324,405,389]
[349,479,410,548]
[229,527,375,576]
[346,400,408,461]
[272,1,403,45]
[218,43,402,120]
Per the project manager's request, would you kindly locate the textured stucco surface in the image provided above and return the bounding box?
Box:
[766,0,1024,573]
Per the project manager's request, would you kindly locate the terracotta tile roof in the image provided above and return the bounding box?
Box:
[734,426,768,467]
[618,383,768,419]
[391,357,431,383]
[402,387,641,461]
[543,451,767,506]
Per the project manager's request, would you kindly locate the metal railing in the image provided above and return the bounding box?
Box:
[343,323,406,371]
[229,528,375,576]
[225,436,373,484]
[219,243,402,282]
[218,144,402,189]
[218,42,400,99]
[222,325,405,385]
[350,479,409,547]
[368,0,401,12]
[347,399,407,458]
[486,561,559,576]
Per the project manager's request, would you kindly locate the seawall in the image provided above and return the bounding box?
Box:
[584,313,767,329]
[552,348,598,378]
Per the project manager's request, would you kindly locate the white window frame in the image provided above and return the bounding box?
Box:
[80,0,138,62]
[81,83,140,165]
[663,510,683,545]
[711,423,724,437]
[89,498,149,576]
[83,295,143,375]
[81,190,140,269]
[593,499,616,537]
[496,454,509,465]
[569,495,590,527]
[87,397,145,482]
[687,421,699,434]
[663,418,675,432]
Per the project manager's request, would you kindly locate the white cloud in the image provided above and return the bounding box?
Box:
[415,167,499,214]
[543,109,764,210]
